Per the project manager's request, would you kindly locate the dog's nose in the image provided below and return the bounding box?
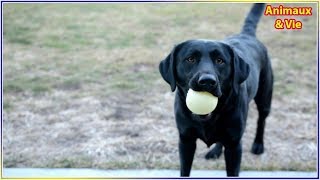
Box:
[198,74,217,88]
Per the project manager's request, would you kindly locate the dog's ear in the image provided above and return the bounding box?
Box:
[227,45,250,94]
[159,44,182,92]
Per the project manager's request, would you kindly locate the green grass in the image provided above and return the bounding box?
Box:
[4,76,53,94]
[3,5,44,45]
[100,161,142,169]
[3,101,12,110]
[103,70,160,95]
[44,156,94,168]
[3,3,167,95]
[241,164,316,172]
[4,26,34,45]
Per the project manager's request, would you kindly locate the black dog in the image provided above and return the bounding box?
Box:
[159,3,273,177]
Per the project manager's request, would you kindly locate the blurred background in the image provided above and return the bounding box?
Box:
[3,3,318,171]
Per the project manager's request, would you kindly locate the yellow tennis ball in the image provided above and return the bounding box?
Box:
[186,89,218,115]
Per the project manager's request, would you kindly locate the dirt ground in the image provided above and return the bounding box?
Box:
[3,3,318,171]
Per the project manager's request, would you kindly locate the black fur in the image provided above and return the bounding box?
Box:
[159,3,273,177]
[241,3,266,36]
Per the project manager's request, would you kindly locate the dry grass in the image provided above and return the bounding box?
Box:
[3,3,318,172]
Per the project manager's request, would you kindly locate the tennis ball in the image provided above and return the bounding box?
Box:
[186,89,218,115]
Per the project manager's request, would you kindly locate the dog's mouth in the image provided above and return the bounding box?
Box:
[189,87,222,98]
[208,91,222,98]
[188,83,222,98]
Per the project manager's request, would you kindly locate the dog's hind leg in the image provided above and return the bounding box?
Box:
[252,62,273,155]
[205,142,223,160]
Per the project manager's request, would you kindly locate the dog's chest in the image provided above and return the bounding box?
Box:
[198,122,221,147]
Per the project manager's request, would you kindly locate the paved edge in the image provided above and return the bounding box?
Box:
[2,168,318,178]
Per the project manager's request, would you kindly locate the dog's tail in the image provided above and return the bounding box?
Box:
[241,3,265,37]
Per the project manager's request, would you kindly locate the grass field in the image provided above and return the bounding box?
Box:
[3,3,318,172]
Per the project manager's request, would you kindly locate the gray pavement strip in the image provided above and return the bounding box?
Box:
[3,168,318,178]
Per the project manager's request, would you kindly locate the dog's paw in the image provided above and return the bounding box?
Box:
[205,145,223,160]
[251,142,264,155]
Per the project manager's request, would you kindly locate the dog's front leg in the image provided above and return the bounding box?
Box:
[224,142,242,176]
[179,135,196,177]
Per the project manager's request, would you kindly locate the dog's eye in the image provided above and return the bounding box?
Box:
[215,58,224,65]
[186,56,196,63]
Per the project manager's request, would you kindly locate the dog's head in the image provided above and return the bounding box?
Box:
[159,39,249,97]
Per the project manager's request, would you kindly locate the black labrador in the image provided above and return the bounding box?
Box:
[159,3,273,177]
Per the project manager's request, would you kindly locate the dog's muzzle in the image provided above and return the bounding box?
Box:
[189,73,222,97]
